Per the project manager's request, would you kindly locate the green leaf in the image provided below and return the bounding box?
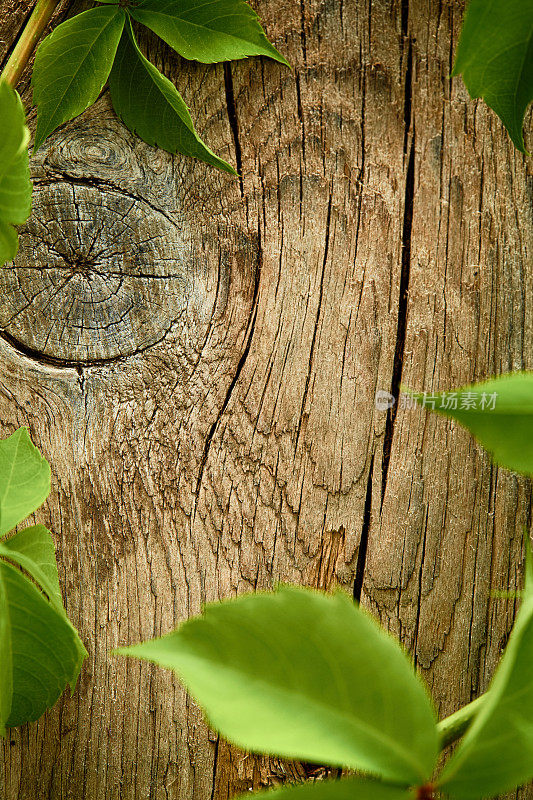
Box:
[452,0,533,153]
[0,221,20,265]
[0,525,65,615]
[237,777,415,800]
[108,19,236,173]
[0,560,86,732]
[438,547,533,798]
[408,372,533,476]
[0,82,31,266]
[0,428,50,538]
[32,5,126,151]
[115,586,438,785]
[128,0,289,65]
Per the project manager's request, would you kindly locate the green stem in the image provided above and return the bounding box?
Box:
[437,693,486,749]
[1,0,62,87]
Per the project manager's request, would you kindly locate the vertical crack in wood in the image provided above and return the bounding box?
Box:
[223,62,244,196]
[194,236,262,500]
[353,455,374,603]
[294,189,333,452]
[381,33,414,510]
[209,735,220,800]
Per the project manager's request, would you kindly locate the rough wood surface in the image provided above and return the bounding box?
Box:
[0,0,532,798]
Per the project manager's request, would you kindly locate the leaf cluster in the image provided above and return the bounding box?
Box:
[31,0,289,173]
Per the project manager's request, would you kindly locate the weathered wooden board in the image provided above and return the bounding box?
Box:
[0,0,532,798]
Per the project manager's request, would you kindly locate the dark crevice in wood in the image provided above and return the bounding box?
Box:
[294,189,332,452]
[412,508,429,670]
[354,455,374,604]
[209,735,220,800]
[0,315,178,369]
[401,0,409,41]
[223,62,244,197]
[194,235,262,498]
[381,60,414,509]
[402,38,413,156]
[299,0,308,65]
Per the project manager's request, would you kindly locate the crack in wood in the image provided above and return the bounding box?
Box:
[354,455,374,603]
[381,35,414,510]
[223,63,244,197]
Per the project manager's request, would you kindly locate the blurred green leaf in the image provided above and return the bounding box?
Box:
[408,372,533,475]
[453,0,533,153]
[0,81,31,265]
[116,586,438,785]
[439,536,533,797]
[236,777,415,800]
[109,19,236,173]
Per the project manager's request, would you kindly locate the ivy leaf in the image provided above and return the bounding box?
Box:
[127,0,289,65]
[0,428,50,538]
[0,560,86,735]
[32,5,126,151]
[452,0,533,153]
[115,586,438,785]
[438,536,533,798]
[0,82,31,266]
[236,777,415,800]
[108,19,236,173]
[408,372,533,476]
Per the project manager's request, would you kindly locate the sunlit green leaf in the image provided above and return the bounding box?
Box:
[32,5,125,150]
[108,19,236,173]
[128,0,289,65]
[452,0,533,153]
[438,536,533,797]
[408,372,533,476]
[116,586,438,785]
[0,428,50,538]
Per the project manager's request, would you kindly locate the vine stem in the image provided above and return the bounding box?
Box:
[437,693,486,749]
[1,0,62,88]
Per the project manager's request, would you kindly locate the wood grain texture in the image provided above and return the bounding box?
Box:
[0,0,531,798]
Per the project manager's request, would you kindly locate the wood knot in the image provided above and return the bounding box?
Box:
[0,181,214,364]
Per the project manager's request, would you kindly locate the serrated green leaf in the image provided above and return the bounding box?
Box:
[108,19,236,173]
[438,563,533,797]
[0,82,31,267]
[32,5,126,151]
[452,0,533,153]
[115,586,438,785]
[0,560,85,732]
[237,777,415,800]
[128,0,289,65]
[0,428,50,538]
[0,525,64,615]
[408,372,533,476]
